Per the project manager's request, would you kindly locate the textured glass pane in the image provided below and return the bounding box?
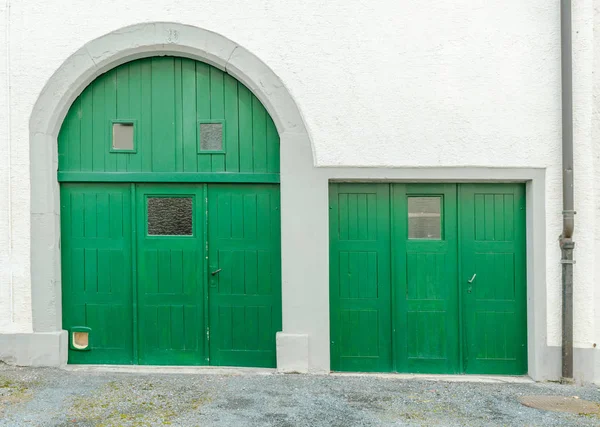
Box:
[200,123,223,151]
[147,197,193,235]
[112,123,134,150]
[408,197,441,239]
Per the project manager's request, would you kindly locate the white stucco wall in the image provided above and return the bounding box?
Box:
[0,0,599,374]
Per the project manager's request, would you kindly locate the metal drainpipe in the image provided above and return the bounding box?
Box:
[560,0,575,381]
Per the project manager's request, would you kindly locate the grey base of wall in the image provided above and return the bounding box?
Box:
[544,346,598,384]
[0,331,67,366]
[276,332,312,374]
[1,331,598,385]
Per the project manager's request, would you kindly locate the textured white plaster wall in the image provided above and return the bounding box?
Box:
[0,0,596,351]
[0,2,11,332]
[571,0,596,352]
[592,1,600,382]
[0,1,31,333]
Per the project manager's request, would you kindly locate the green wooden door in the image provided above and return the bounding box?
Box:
[329,183,526,375]
[207,184,282,367]
[136,185,207,365]
[59,56,282,367]
[61,184,134,364]
[392,184,459,373]
[329,184,392,372]
[459,184,527,374]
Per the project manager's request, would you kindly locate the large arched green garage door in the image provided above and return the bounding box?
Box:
[59,57,281,367]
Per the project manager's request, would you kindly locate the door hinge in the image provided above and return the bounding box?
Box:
[206,327,210,340]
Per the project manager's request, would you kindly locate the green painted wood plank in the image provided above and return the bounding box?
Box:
[151,57,176,172]
[266,115,279,173]
[238,85,253,173]
[224,74,240,172]
[251,96,267,173]
[104,70,118,172]
[174,58,184,172]
[91,75,106,172]
[210,67,226,172]
[182,59,198,172]
[115,65,131,172]
[140,59,153,172]
[196,62,212,172]
[59,99,81,171]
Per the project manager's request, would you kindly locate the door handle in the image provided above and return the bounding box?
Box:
[467,273,476,284]
[211,268,222,276]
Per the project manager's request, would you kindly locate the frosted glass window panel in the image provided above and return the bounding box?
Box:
[112,123,134,150]
[147,197,193,236]
[199,123,223,151]
[408,197,441,239]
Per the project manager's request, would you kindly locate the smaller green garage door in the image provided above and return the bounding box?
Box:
[329,183,526,375]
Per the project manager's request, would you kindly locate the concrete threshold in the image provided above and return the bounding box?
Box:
[331,372,534,384]
[63,365,534,383]
[63,365,276,376]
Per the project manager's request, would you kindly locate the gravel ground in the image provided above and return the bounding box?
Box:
[1,364,599,426]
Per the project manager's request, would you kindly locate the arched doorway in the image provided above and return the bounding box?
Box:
[58,56,281,366]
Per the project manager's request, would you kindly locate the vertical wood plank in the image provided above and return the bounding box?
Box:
[91,75,106,172]
[174,58,184,172]
[238,85,253,172]
[104,70,118,172]
[266,115,279,173]
[115,65,130,172]
[196,62,212,172]
[140,59,153,172]
[224,75,240,172]
[151,57,176,172]
[182,59,198,172]
[210,68,225,172]
[251,96,267,173]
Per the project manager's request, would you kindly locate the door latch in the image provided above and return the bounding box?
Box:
[467,273,476,283]
[211,268,222,276]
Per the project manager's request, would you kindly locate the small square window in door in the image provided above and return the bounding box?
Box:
[111,122,135,151]
[147,197,193,235]
[198,122,224,152]
[408,196,442,239]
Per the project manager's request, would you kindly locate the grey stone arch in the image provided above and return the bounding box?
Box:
[29,22,324,371]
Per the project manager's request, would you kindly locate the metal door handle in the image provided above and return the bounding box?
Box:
[211,268,222,276]
[468,273,476,283]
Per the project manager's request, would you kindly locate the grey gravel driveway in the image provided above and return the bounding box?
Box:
[1,364,599,426]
